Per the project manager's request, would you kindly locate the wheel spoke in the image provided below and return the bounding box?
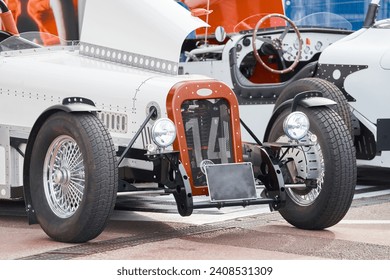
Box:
[279,25,290,41]
[67,146,83,170]
[257,36,273,45]
[70,163,84,171]
[67,183,82,204]
[69,180,84,195]
[277,49,287,69]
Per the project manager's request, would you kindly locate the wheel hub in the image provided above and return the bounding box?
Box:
[273,38,282,50]
[53,168,71,185]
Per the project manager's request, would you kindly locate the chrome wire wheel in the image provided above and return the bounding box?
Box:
[30,112,117,242]
[43,135,85,218]
[277,133,324,206]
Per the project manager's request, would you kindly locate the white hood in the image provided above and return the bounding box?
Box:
[80,0,207,74]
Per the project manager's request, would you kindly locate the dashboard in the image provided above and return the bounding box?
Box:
[235,28,352,66]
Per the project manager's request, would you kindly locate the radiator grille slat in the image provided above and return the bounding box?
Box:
[181,99,233,186]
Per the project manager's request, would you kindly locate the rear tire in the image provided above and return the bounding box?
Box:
[268,106,356,229]
[30,112,117,243]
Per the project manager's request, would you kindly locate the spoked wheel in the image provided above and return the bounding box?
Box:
[268,106,356,229]
[44,135,85,218]
[30,112,117,243]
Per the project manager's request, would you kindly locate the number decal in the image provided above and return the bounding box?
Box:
[185,117,231,166]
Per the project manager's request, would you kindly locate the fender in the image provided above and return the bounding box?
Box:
[23,97,99,224]
[263,92,337,141]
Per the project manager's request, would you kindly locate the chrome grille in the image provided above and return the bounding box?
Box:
[97,112,128,134]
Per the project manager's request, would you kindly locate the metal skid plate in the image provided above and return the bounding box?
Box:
[205,162,257,202]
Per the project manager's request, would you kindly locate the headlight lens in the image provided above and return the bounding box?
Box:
[151,118,176,148]
[283,111,310,140]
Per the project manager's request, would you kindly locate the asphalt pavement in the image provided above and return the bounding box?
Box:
[0,168,389,280]
[0,167,389,260]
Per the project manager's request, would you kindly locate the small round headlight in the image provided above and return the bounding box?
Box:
[151,118,176,148]
[283,111,310,140]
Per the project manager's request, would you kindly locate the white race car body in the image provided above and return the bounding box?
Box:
[318,17,390,167]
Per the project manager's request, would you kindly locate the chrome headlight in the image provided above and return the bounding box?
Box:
[283,111,310,140]
[151,118,176,148]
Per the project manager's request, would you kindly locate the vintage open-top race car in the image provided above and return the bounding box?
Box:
[179,0,355,139]
[181,0,390,170]
[0,0,356,243]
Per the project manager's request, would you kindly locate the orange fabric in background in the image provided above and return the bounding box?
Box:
[4,0,21,22]
[27,0,78,44]
[27,0,58,37]
[183,0,285,84]
[184,0,285,34]
[3,0,78,44]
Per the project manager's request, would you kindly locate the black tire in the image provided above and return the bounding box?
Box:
[268,106,356,229]
[275,77,353,133]
[30,112,117,243]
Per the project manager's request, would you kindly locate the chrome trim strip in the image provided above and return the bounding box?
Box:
[79,42,178,75]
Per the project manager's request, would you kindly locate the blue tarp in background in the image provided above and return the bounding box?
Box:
[285,0,390,30]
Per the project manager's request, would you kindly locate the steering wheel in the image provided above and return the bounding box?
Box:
[252,13,302,74]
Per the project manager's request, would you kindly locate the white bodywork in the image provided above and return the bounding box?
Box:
[0,0,210,199]
[82,0,206,67]
[320,27,390,122]
[319,19,390,167]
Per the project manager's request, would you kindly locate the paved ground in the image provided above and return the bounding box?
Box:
[0,195,389,260]
[1,170,389,279]
[0,167,389,261]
